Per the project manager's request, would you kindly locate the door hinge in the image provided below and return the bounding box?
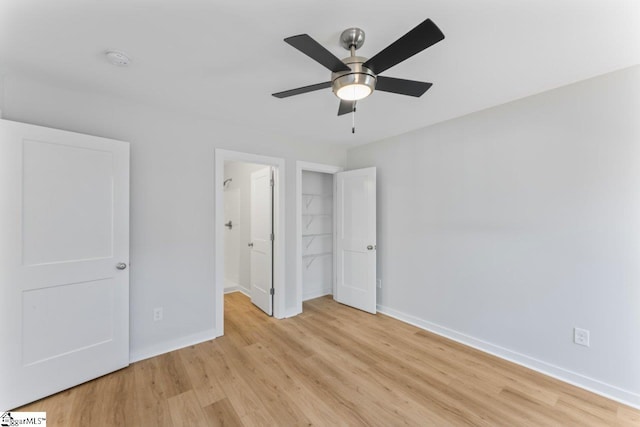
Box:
[270,233,274,241]
[270,178,274,187]
[270,288,274,295]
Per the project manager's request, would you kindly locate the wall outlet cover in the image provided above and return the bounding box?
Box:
[574,327,590,347]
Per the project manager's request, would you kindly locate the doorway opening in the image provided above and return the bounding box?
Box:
[295,162,343,316]
[215,150,285,337]
[223,161,274,316]
[300,171,334,298]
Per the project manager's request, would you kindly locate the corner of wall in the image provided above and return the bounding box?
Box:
[129,328,218,364]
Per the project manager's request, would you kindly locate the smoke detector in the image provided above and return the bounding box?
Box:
[105,50,130,66]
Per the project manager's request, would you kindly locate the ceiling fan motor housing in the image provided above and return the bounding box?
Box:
[331,56,377,100]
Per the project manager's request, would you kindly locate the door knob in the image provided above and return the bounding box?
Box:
[116,262,127,270]
[248,242,254,247]
[367,245,374,250]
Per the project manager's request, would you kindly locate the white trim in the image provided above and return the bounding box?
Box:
[215,149,287,337]
[285,307,302,318]
[224,286,251,297]
[295,161,343,316]
[225,288,251,298]
[377,304,640,410]
[130,328,217,363]
[303,288,333,301]
[224,278,240,289]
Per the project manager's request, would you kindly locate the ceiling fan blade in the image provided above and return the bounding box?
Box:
[375,76,433,97]
[272,81,331,98]
[338,100,356,116]
[363,19,444,75]
[285,34,351,73]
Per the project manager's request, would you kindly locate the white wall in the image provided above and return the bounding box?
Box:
[223,161,265,294]
[1,73,347,361]
[0,73,4,118]
[347,65,640,406]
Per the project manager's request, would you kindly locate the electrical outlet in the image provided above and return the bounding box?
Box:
[153,307,163,322]
[377,279,382,289]
[574,327,590,347]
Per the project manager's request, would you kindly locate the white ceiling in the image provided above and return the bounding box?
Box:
[1,0,639,146]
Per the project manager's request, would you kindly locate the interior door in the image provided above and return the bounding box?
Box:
[0,119,130,410]
[249,166,273,315]
[335,167,376,314]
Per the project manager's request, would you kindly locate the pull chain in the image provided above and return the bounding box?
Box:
[352,102,357,134]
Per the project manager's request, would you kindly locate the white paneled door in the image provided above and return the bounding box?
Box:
[0,120,130,410]
[249,167,273,315]
[335,167,377,314]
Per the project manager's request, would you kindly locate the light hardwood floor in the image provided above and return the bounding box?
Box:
[19,292,640,426]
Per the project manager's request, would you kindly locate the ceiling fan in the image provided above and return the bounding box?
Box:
[272,18,445,117]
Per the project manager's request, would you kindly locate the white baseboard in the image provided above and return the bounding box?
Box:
[285,307,302,318]
[224,278,240,291]
[130,328,217,363]
[224,286,250,297]
[303,288,332,301]
[377,304,640,410]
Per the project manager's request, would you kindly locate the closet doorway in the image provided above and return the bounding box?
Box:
[300,171,335,298]
[214,150,285,336]
[295,161,378,316]
[294,162,343,316]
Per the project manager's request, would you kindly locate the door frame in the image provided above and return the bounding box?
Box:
[215,149,285,336]
[294,161,343,316]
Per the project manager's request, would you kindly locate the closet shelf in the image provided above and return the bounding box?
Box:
[302,252,332,258]
[302,233,332,249]
[303,252,332,269]
[302,193,333,208]
[303,214,331,229]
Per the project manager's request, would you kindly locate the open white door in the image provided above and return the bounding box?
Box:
[249,167,273,315]
[0,119,130,410]
[335,167,376,314]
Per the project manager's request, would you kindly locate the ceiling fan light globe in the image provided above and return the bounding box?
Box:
[336,84,372,101]
[332,70,376,101]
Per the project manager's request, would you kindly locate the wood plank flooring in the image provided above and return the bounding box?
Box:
[18,292,640,426]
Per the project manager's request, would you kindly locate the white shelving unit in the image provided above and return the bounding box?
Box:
[301,171,334,301]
